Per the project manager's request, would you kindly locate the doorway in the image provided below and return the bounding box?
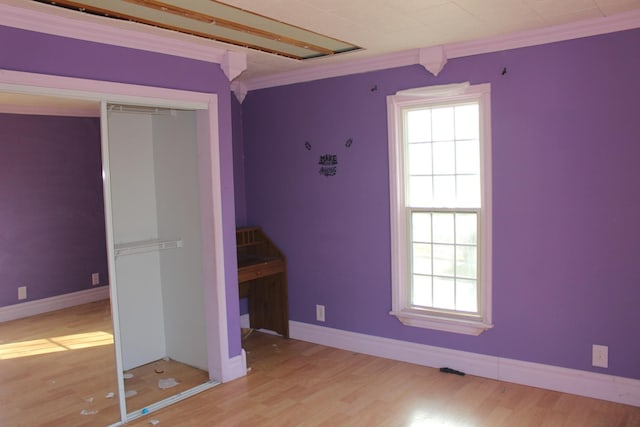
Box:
[0,70,232,426]
[105,105,214,418]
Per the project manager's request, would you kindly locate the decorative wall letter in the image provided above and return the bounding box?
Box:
[304,137,354,177]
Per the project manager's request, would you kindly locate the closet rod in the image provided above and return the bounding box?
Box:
[108,104,178,115]
[114,238,183,257]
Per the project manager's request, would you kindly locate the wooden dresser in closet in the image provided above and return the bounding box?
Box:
[236,227,289,338]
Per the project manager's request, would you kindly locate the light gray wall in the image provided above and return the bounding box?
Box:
[153,110,208,370]
[108,111,166,370]
[107,109,208,371]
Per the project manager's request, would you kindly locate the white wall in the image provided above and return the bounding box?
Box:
[108,111,166,370]
[109,113,159,243]
[107,109,208,372]
[153,110,208,370]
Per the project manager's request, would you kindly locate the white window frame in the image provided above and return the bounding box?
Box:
[387,82,493,335]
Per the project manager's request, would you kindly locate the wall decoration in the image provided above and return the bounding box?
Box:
[318,154,338,177]
[304,137,354,177]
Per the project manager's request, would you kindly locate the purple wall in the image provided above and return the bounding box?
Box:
[0,25,241,358]
[0,113,107,306]
[232,96,248,227]
[241,28,640,379]
[231,96,249,315]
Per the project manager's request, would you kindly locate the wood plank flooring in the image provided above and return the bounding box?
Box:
[0,300,120,427]
[2,303,640,426]
[126,331,640,427]
[123,356,210,414]
[0,300,210,427]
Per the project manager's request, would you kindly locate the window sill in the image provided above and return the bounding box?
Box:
[390,310,493,336]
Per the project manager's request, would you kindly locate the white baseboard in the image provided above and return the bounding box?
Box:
[221,350,247,382]
[240,313,250,329]
[290,321,640,407]
[0,286,110,322]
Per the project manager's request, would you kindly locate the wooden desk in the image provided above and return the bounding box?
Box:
[237,227,289,338]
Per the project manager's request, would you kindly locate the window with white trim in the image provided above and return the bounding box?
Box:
[387,82,492,335]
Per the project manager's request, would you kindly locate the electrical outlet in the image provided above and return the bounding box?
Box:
[592,344,608,368]
[18,286,27,300]
[91,272,100,286]
[316,304,325,322]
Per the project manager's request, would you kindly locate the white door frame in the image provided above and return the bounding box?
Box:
[0,69,231,425]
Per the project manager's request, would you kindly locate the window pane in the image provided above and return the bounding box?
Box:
[432,213,454,243]
[412,212,431,242]
[454,104,479,140]
[412,274,432,307]
[456,245,477,279]
[432,141,455,175]
[456,140,479,174]
[455,213,477,245]
[407,110,431,143]
[409,176,432,207]
[431,107,454,142]
[394,90,489,325]
[412,243,432,275]
[432,244,454,277]
[408,143,432,175]
[455,279,478,312]
[433,175,455,206]
[433,277,455,310]
[410,211,479,312]
[457,175,480,207]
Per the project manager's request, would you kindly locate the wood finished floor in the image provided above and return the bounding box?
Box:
[0,300,209,427]
[126,331,640,427]
[0,300,120,426]
[2,304,639,426]
[124,356,210,414]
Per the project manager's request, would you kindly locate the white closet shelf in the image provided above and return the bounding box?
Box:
[114,238,183,257]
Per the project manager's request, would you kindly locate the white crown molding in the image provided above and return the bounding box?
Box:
[245,49,419,91]
[244,9,640,91]
[0,286,110,322]
[445,8,640,60]
[231,81,248,103]
[0,0,246,82]
[1,0,637,90]
[290,321,640,407]
[419,45,447,76]
[222,51,248,82]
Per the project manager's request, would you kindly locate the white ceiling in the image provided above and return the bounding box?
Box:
[221,0,640,83]
[2,0,640,115]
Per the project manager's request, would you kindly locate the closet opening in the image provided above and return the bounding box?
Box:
[104,103,217,420]
[0,70,231,426]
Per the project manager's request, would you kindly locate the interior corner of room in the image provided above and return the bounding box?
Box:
[2,1,640,425]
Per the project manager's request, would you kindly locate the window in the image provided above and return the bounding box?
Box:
[387,82,492,335]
